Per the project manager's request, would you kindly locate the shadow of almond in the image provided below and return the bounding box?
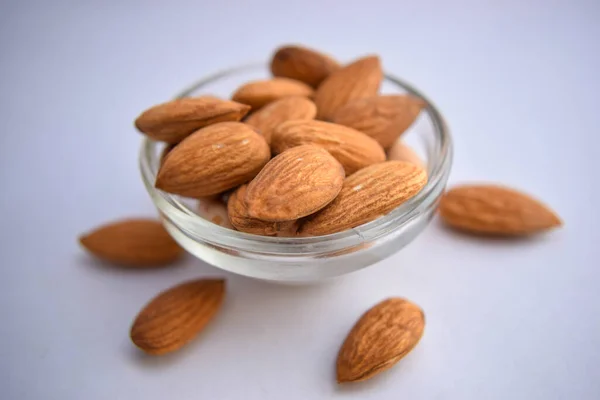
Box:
[436,218,558,246]
[334,347,421,393]
[76,253,187,274]
[125,310,227,369]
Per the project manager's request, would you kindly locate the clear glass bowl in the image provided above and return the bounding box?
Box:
[139,64,453,283]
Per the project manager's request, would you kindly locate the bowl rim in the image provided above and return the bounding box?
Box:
[139,63,453,253]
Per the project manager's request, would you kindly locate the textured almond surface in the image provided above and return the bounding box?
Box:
[245,96,317,144]
[331,95,425,149]
[232,78,314,110]
[227,185,298,236]
[314,55,382,121]
[270,45,341,88]
[271,120,386,175]
[300,161,427,236]
[130,279,225,355]
[245,145,345,221]
[135,97,251,144]
[79,219,184,267]
[387,141,424,167]
[155,122,270,197]
[337,298,425,383]
[439,184,562,236]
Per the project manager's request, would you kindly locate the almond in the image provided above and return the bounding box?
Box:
[79,218,184,267]
[337,298,425,383]
[439,184,562,236]
[135,97,251,144]
[130,279,225,355]
[245,96,317,144]
[155,122,270,197]
[387,141,424,168]
[331,95,425,149]
[314,55,382,121]
[245,145,345,221]
[227,184,298,236]
[232,78,314,110]
[271,120,386,175]
[270,45,341,88]
[159,143,176,167]
[300,161,427,236]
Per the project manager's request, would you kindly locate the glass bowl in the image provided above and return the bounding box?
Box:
[139,63,452,283]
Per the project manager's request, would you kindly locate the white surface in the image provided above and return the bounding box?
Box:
[1,0,599,399]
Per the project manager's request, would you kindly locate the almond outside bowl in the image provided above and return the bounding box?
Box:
[139,63,453,283]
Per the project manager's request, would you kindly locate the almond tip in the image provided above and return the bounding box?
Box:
[552,213,563,227]
[154,170,167,191]
[214,278,227,288]
[336,373,351,384]
[78,234,89,247]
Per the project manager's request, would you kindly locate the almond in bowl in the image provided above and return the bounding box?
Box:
[136,45,453,282]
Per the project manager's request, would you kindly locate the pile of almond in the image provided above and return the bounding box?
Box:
[135,46,429,236]
[77,44,563,387]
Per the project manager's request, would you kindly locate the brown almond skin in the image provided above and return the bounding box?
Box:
[270,45,341,88]
[79,219,184,267]
[271,120,386,175]
[439,184,562,236]
[337,298,425,383]
[332,95,426,149]
[159,143,177,168]
[227,184,298,236]
[300,161,427,236]
[314,55,383,121]
[155,122,270,197]
[245,96,317,144]
[245,145,345,222]
[232,78,314,110]
[134,97,251,144]
[387,141,425,167]
[130,279,225,355]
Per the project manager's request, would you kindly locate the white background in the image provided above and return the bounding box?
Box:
[1,0,599,399]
